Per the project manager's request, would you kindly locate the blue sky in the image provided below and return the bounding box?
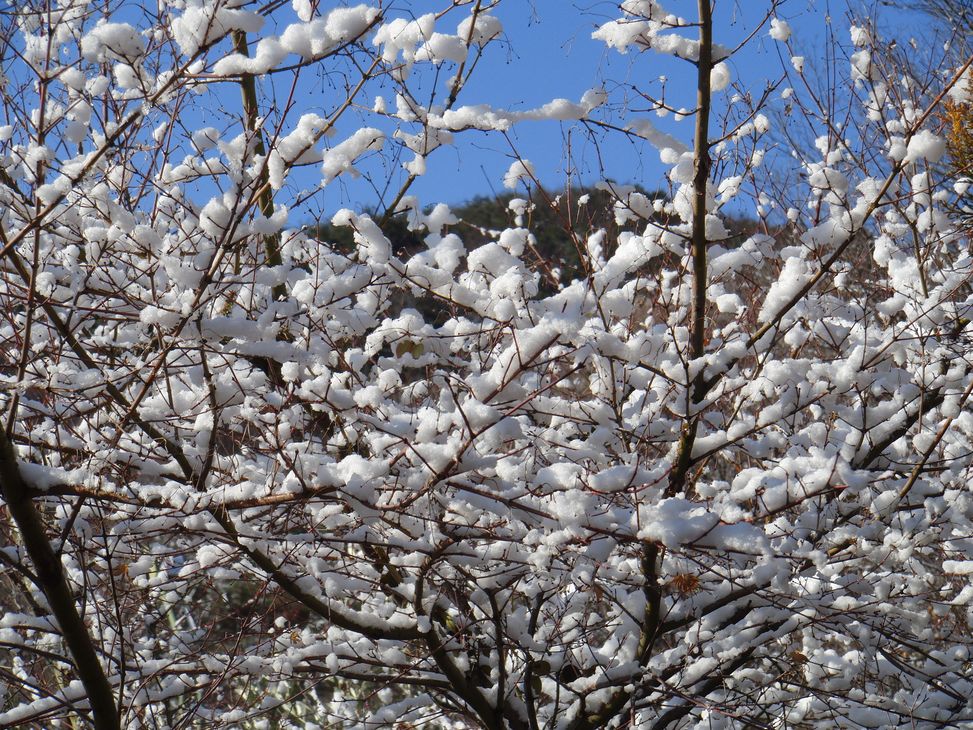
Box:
[306,0,938,214]
[40,0,942,222]
[396,0,794,203]
[148,0,938,220]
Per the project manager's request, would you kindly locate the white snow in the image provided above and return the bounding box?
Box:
[415,33,467,64]
[321,128,385,184]
[710,62,731,91]
[904,129,946,164]
[457,13,503,45]
[80,22,145,62]
[769,18,791,42]
[503,159,536,190]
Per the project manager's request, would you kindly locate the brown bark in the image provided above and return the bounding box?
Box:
[0,429,119,729]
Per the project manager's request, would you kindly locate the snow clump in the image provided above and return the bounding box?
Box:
[503,160,536,190]
[80,22,145,62]
[769,18,791,42]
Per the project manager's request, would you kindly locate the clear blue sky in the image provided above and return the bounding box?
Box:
[85,1,943,220]
[308,0,939,214]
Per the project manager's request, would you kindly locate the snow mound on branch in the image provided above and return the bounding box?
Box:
[321,128,385,184]
[905,129,946,164]
[949,65,973,104]
[415,33,467,64]
[710,62,731,91]
[592,1,730,61]
[457,13,503,45]
[769,18,791,42]
[503,160,535,190]
[171,2,263,56]
[80,22,145,61]
[637,499,718,546]
[373,14,436,64]
[429,92,604,132]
